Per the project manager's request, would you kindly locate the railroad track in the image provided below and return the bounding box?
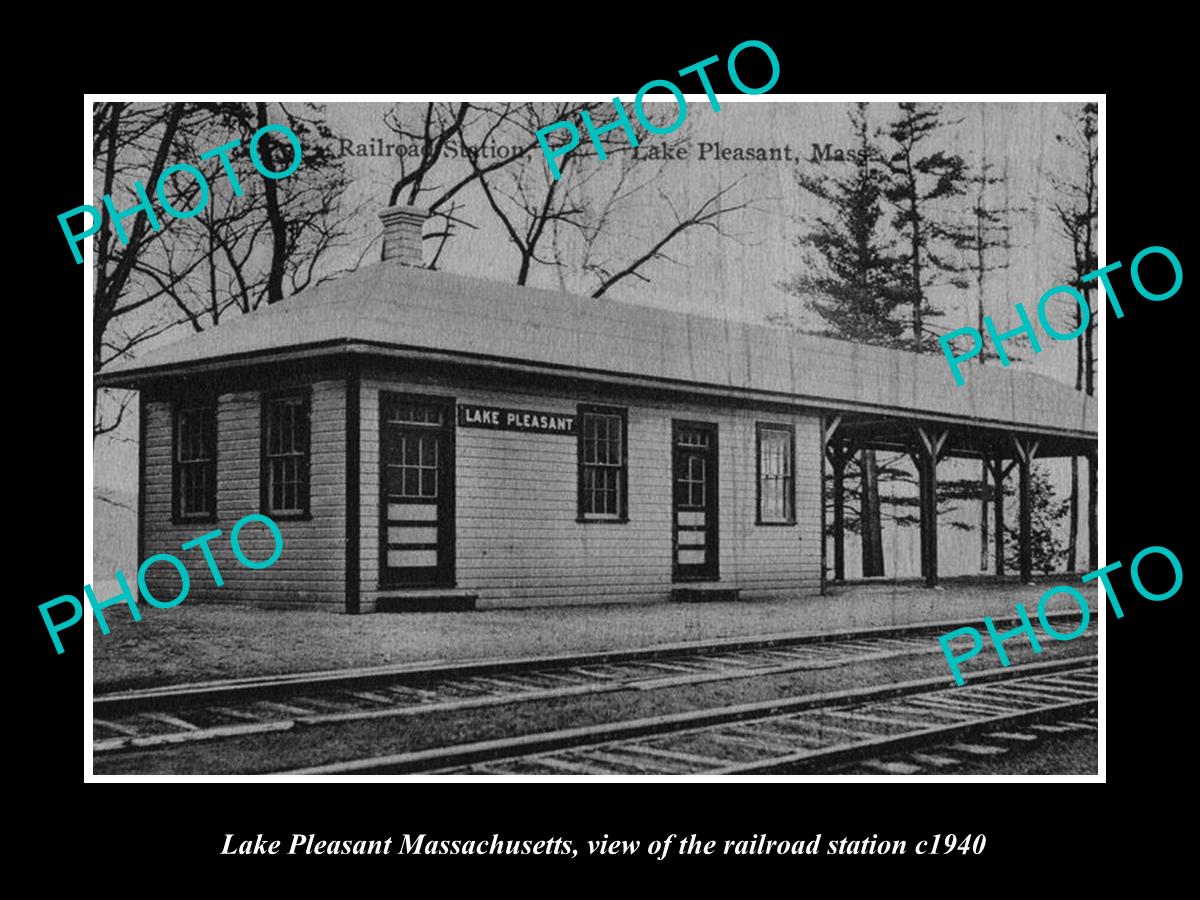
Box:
[286,656,1097,776]
[93,613,1089,758]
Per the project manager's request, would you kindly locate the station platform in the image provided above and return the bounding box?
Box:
[91,576,1098,693]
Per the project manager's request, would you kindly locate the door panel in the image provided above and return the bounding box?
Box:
[673,421,718,581]
[380,394,455,587]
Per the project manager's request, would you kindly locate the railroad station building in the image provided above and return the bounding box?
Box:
[96,206,1099,613]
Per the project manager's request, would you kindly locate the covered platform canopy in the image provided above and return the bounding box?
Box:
[824,411,1095,590]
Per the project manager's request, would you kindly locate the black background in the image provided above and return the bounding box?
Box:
[20,24,1188,886]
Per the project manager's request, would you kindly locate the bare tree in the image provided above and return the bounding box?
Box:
[91,101,361,439]
[92,102,194,438]
[466,104,606,286]
[374,100,756,297]
[379,102,597,268]
[465,102,755,297]
[580,175,754,300]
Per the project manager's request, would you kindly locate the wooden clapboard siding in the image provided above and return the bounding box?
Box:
[358,378,381,609]
[141,380,346,605]
[359,374,820,610]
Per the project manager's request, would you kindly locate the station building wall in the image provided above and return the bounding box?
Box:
[358,368,823,611]
[140,365,824,610]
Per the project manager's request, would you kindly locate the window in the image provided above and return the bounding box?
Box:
[675,426,710,509]
[757,423,795,524]
[578,405,628,521]
[383,401,442,500]
[262,391,311,518]
[173,402,217,522]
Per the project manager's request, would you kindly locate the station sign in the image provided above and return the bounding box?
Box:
[458,404,577,435]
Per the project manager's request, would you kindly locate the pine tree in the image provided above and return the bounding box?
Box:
[783,106,909,345]
[1050,103,1099,573]
[778,104,906,576]
[879,103,1003,577]
[1003,467,1070,574]
[947,107,1020,571]
[881,103,970,352]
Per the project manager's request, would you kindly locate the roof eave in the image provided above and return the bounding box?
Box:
[93,338,358,388]
[92,339,1098,442]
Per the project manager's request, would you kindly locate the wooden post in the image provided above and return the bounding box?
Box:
[1012,436,1040,584]
[832,447,846,582]
[979,455,990,572]
[860,449,884,577]
[819,416,828,596]
[914,426,948,588]
[1087,447,1098,572]
[908,450,928,580]
[924,453,939,588]
[1018,454,1031,583]
[823,416,844,586]
[990,455,1006,576]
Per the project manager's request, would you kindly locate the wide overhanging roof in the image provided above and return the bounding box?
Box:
[96,261,1097,441]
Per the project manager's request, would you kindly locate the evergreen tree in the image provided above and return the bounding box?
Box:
[879,102,1000,575]
[881,103,970,351]
[947,107,1021,571]
[778,104,905,576]
[782,105,908,345]
[1003,467,1070,574]
[1050,102,1099,573]
[781,103,1030,580]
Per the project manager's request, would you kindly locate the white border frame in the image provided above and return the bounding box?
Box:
[83,92,1106,784]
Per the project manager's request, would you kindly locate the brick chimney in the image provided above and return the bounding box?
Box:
[378,204,428,266]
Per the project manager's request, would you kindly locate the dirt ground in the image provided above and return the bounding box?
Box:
[936,732,1097,775]
[91,578,1099,693]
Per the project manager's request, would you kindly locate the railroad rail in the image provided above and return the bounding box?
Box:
[286,656,1097,775]
[94,614,1090,757]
